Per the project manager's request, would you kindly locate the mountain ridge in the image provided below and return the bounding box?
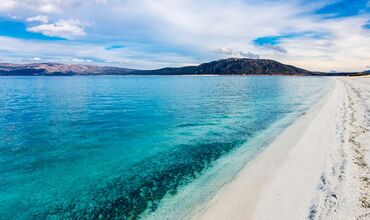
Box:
[136,58,312,75]
[0,58,368,76]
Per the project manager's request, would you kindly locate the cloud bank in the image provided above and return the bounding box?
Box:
[215,48,260,59]
[0,0,368,71]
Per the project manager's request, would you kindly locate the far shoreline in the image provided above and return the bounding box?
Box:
[0,74,351,77]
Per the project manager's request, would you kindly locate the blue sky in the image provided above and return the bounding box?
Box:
[0,0,369,71]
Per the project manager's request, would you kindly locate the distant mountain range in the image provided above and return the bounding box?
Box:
[0,58,368,76]
[0,63,135,76]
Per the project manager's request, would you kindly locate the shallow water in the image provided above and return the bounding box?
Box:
[0,76,331,219]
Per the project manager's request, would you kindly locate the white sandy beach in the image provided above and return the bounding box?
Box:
[194,77,370,220]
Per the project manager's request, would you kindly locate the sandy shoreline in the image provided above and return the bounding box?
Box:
[194,77,370,219]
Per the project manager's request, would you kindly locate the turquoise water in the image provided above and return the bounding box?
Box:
[0,76,331,219]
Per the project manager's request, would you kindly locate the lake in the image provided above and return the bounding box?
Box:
[0,76,331,219]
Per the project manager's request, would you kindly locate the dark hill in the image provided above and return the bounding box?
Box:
[138,58,312,75]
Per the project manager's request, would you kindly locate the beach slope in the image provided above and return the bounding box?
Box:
[195,78,370,219]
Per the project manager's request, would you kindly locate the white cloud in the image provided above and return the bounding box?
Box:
[26,15,48,23]
[38,4,58,13]
[32,57,41,61]
[71,58,92,62]
[215,48,260,59]
[0,36,198,69]
[27,19,86,39]
[277,16,370,72]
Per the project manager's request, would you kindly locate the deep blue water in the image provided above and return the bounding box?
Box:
[0,76,331,219]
